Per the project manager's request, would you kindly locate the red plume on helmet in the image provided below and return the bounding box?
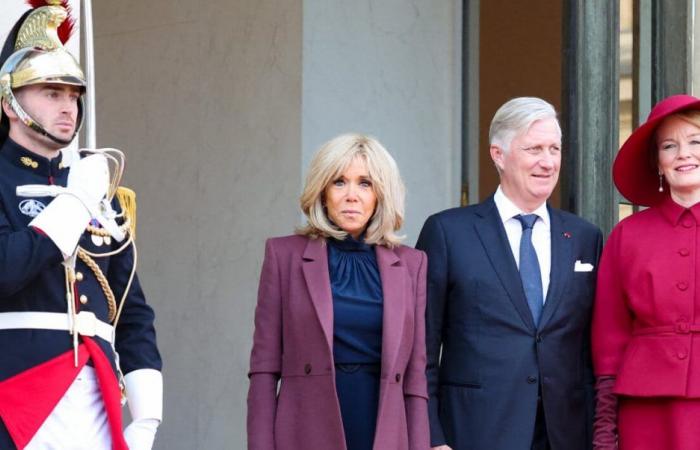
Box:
[25,0,75,44]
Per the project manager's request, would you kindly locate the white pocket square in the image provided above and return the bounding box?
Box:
[574,260,594,272]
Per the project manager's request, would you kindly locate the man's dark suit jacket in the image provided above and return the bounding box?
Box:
[415,196,603,450]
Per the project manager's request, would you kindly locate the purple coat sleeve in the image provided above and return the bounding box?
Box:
[247,239,283,450]
[404,251,430,450]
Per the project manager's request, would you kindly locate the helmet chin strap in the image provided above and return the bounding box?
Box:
[4,88,82,147]
[26,118,75,146]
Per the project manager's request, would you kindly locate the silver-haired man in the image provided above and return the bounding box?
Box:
[417,97,603,450]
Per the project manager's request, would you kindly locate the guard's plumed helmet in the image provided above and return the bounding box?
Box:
[0,0,85,146]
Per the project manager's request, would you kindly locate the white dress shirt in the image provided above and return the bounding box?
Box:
[493,186,551,301]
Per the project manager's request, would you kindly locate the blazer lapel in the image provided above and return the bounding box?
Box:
[375,244,406,432]
[473,198,536,331]
[301,238,334,355]
[538,208,572,329]
[376,245,406,374]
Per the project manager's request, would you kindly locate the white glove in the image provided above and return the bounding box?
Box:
[66,153,110,215]
[20,154,124,256]
[123,369,163,450]
[18,153,109,209]
[60,147,81,168]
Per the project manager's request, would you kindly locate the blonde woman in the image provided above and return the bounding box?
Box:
[247,134,429,450]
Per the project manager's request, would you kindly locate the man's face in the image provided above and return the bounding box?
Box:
[491,118,561,212]
[6,83,81,152]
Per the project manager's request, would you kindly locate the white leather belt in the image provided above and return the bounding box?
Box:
[0,312,114,344]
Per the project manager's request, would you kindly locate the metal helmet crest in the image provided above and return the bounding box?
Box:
[0,0,85,146]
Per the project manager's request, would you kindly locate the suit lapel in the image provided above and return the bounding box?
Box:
[376,245,405,374]
[538,208,572,329]
[473,198,536,330]
[375,245,406,431]
[301,238,334,355]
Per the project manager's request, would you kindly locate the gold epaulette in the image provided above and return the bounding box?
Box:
[116,187,137,240]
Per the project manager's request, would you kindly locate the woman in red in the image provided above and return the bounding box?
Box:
[592,94,700,449]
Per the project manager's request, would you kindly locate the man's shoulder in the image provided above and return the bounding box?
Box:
[427,200,492,224]
[548,207,602,235]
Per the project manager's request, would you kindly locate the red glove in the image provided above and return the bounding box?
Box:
[593,376,618,450]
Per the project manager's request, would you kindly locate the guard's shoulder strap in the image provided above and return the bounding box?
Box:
[115,186,137,240]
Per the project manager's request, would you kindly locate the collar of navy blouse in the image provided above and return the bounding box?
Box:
[0,138,68,178]
[659,195,700,226]
[327,234,373,252]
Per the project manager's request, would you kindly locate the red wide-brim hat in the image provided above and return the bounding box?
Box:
[614,94,700,206]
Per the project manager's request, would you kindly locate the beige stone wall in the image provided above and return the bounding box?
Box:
[302,0,463,236]
[93,1,303,448]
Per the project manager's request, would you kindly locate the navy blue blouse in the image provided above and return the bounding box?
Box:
[327,236,383,364]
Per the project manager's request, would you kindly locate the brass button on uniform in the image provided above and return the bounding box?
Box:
[75,271,84,282]
[79,295,88,305]
[304,363,312,375]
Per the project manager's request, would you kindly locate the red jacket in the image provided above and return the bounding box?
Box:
[247,235,429,450]
[592,197,700,396]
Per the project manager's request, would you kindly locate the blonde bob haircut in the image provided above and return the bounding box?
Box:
[298,133,405,248]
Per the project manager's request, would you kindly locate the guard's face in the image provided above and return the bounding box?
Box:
[491,118,561,212]
[657,115,700,197]
[14,83,80,147]
[324,157,378,240]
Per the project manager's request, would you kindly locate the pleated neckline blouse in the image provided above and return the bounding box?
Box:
[327,236,384,364]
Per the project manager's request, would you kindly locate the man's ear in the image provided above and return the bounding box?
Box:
[490,144,505,172]
[1,99,16,120]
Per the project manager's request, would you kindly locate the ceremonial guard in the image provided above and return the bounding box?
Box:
[0,1,162,449]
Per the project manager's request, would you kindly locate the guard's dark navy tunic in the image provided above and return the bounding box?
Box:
[0,138,161,448]
[327,236,383,450]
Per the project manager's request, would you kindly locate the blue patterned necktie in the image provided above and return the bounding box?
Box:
[516,214,543,326]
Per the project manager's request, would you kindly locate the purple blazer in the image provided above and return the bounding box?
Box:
[247,234,429,450]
